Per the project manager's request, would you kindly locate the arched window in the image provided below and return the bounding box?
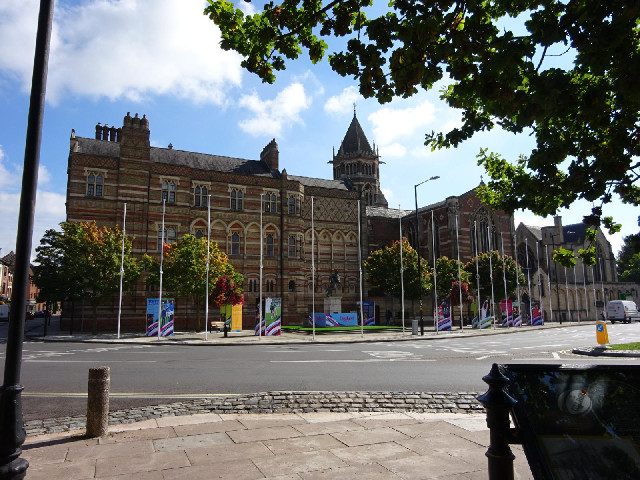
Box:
[288,280,295,292]
[266,234,274,257]
[231,232,240,255]
[288,196,296,215]
[194,186,201,207]
[195,229,203,239]
[230,189,243,211]
[264,193,277,213]
[169,182,176,203]
[87,173,95,196]
[162,182,168,202]
[96,174,103,197]
[288,235,296,257]
[471,209,497,254]
[157,227,177,250]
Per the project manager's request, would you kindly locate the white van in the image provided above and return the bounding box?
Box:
[606,300,640,324]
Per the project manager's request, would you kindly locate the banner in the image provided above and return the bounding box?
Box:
[146,298,174,336]
[362,301,375,326]
[436,304,452,331]
[265,297,281,336]
[501,299,513,327]
[222,304,243,331]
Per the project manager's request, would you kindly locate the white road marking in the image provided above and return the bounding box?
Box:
[271,359,435,363]
[552,352,560,359]
[24,360,156,363]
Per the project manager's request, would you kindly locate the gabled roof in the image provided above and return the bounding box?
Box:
[563,223,588,243]
[287,175,352,191]
[0,251,15,266]
[366,206,410,219]
[335,112,376,158]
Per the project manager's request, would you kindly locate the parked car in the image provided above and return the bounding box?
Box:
[606,300,640,324]
[34,310,45,318]
[25,311,34,320]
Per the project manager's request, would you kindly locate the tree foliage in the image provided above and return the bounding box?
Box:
[210,275,245,307]
[33,222,142,333]
[206,0,639,261]
[464,251,524,301]
[364,238,432,300]
[434,256,470,298]
[618,229,640,283]
[143,234,242,329]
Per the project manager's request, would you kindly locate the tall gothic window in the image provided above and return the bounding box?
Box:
[265,234,274,257]
[157,227,176,250]
[194,185,207,207]
[471,209,497,254]
[264,193,277,213]
[87,173,103,197]
[231,232,240,255]
[230,189,243,211]
[288,235,296,257]
[162,181,176,203]
[364,185,373,206]
[288,195,296,215]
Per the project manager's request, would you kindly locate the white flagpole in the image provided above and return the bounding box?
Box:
[358,200,364,338]
[158,198,166,340]
[259,194,263,340]
[311,197,315,340]
[564,267,571,321]
[205,195,210,341]
[545,245,553,322]
[488,226,496,328]
[474,221,481,326]
[525,237,533,323]
[535,240,541,323]
[399,205,405,335]
[573,264,579,322]
[501,233,508,327]
[456,215,463,329]
[592,265,598,319]
[599,257,606,314]
[515,233,522,324]
[432,210,438,333]
[582,263,589,320]
[117,203,126,339]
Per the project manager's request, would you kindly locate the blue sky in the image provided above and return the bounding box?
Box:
[0,0,637,261]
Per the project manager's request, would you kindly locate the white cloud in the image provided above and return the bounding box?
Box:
[382,143,407,158]
[324,86,360,115]
[368,100,437,147]
[0,0,243,105]
[0,146,19,188]
[238,83,311,137]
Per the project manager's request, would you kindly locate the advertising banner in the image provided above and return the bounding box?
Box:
[265,297,281,336]
[222,304,243,331]
[146,298,175,336]
[362,301,375,326]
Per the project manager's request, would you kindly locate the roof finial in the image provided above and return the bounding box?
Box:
[353,102,357,117]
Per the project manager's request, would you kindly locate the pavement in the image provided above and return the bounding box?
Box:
[10,316,640,479]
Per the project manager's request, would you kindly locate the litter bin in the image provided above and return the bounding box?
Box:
[412,319,419,335]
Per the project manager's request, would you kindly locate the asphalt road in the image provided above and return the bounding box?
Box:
[2,322,640,420]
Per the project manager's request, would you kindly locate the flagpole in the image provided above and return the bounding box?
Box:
[592,265,598,319]
[311,197,315,341]
[399,205,405,335]
[525,237,533,324]
[515,233,522,324]
[158,198,165,340]
[259,194,263,340]
[432,211,438,334]
[545,245,553,322]
[582,263,589,320]
[205,195,210,341]
[474,221,481,326]
[455,215,463,329]
[358,200,364,338]
[535,240,541,324]
[501,233,508,327]
[573,264,580,322]
[488,226,496,328]
[117,203,126,339]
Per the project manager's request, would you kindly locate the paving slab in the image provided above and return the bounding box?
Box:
[300,463,403,479]
[381,450,479,478]
[23,458,96,480]
[330,440,419,464]
[156,412,222,427]
[161,458,264,480]
[66,438,155,461]
[228,425,304,443]
[172,419,246,436]
[94,449,190,478]
[185,440,274,465]
[99,425,177,444]
[153,431,233,451]
[252,449,348,477]
[291,419,364,436]
[263,433,346,455]
[330,426,410,447]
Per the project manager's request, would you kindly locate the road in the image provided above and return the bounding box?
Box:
[2,322,640,420]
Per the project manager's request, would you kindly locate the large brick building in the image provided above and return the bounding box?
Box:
[65,111,520,332]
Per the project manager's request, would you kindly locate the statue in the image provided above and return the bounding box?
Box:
[327,269,341,297]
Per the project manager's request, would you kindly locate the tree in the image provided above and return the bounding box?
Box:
[363,238,432,300]
[434,256,470,299]
[206,0,639,262]
[617,230,640,283]
[143,234,242,331]
[464,251,524,301]
[210,275,245,307]
[33,222,141,334]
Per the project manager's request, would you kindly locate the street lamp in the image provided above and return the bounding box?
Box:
[415,175,440,335]
[549,232,562,324]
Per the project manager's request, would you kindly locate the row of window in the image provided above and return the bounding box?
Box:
[344,163,375,176]
[159,229,301,258]
[87,173,301,215]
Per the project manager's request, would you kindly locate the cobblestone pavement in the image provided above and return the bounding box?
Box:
[25,391,483,436]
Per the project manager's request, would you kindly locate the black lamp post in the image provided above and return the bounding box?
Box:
[414,176,440,335]
[549,232,562,324]
[0,1,53,478]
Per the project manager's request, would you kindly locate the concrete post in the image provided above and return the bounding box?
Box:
[86,366,110,437]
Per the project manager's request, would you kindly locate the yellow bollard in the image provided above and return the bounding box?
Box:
[596,320,609,345]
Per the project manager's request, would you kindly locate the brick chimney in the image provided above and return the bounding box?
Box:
[260,139,279,171]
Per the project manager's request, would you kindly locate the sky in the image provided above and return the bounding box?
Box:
[0,0,637,262]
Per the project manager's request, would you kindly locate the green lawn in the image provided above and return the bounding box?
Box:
[281,325,401,333]
[608,342,640,350]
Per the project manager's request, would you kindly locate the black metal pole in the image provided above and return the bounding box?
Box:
[0,1,53,478]
[551,234,561,324]
[414,185,423,335]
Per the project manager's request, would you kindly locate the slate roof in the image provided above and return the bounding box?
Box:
[287,175,352,191]
[563,223,588,243]
[335,113,376,158]
[75,138,277,177]
[366,206,410,218]
[0,251,15,267]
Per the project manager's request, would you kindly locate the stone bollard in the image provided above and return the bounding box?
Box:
[86,366,110,437]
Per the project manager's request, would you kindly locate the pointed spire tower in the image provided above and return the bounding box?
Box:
[331,107,388,207]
